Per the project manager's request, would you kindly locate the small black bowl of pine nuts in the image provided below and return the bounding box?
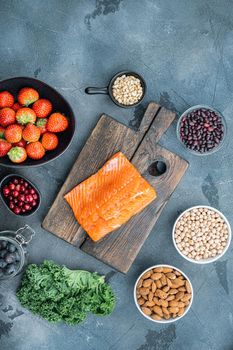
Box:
[172,206,231,264]
[85,71,146,108]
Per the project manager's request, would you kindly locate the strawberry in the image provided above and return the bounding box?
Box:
[26,141,45,160]
[36,118,47,134]
[13,139,26,148]
[0,91,14,108]
[22,123,41,142]
[8,146,27,163]
[18,87,39,106]
[47,113,68,132]
[5,124,22,143]
[42,132,58,150]
[16,107,36,125]
[0,127,5,139]
[0,139,12,157]
[32,99,52,118]
[12,102,22,112]
[0,108,16,127]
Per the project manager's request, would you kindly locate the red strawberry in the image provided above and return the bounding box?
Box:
[36,118,48,134]
[32,99,52,118]
[18,87,39,106]
[12,102,22,112]
[8,146,27,163]
[47,113,68,132]
[5,124,22,143]
[0,139,12,157]
[13,139,26,148]
[26,141,45,160]
[16,107,37,125]
[0,126,5,139]
[41,132,58,150]
[22,123,41,142]
[0,108,16,127]
[0,91,14,108]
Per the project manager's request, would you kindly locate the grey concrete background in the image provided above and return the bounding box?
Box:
[0,0,233,349]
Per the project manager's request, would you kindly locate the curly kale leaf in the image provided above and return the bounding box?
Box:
[17,260,116,325]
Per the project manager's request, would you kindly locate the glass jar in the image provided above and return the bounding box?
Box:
[0,225,35,280]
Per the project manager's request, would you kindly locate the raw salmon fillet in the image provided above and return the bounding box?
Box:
[64,152,157,241]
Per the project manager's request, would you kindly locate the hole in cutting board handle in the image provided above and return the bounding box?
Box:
[148,160,167,176]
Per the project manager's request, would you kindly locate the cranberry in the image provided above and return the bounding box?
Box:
[25,190,29,195]
[13,207,21,215]
[20,186,25,193]
[9,202,14,209]
[9,183,15,190]
[30,188,36,195]
[21,208,26,213]
[18,194,25,202]
[13,190,19,197]
[24,204,31,211]
[33,193,38,200]
[14,199,18,204]
[13,178,19,185]
[3,188,10,197]
[8,195,13,201]
[31,200,37,207]
[15,184,21,191]
[20,179,24,184]
[24,182,29,188]
[18,201,24,207]
[25,195,33,203]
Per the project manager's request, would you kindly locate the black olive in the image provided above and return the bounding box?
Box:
[4,253,16,264]
[7,243,16,253]
[0,259,7,268]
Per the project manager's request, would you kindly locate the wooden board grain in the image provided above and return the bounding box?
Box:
[42,102,188,273]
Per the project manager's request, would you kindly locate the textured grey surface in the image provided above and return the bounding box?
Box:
[0,0,233,349]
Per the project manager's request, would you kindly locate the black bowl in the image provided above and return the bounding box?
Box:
[0,174,41,216]
[0,77,76,167]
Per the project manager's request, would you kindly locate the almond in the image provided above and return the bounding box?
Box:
[178,307,185,317]
[169,300,179,307]
[141,307,152,316]
[159,299,168,308]
[156,280,162,289]
[153,267,164,273]
[143,279,153,288]
[137,279,143,288]
[162,267,173,273]
[185,280,192,294]
[151,273,162,280]
[153,305,163,317]
[156,289,168,300]
[160,274,167,286]
[166,272,176,280]
[169,288,178,295]
[175,291,184,300]
[142,271,152,280]
[162,286,170,293]
[181,293,192,302]
[164,313,171,320]
[137,298,145,306]
[162,307,170,315]
[144,300,155,307]
[139,287,150,295]
[148,292,154,302]
[168,307,179,314]
[167,295,175,301]
[151,314,162,320]
[178,287,186,292]
[151,282,157,293]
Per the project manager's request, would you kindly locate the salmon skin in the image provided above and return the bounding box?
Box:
[64,152,157,242]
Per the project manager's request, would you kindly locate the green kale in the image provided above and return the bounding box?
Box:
[17,260,116,325]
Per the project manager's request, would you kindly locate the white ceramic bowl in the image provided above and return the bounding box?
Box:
[172,205,232,264]
[134,264,193,323]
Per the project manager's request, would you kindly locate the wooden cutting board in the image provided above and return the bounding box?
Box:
[42,102,188,273]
